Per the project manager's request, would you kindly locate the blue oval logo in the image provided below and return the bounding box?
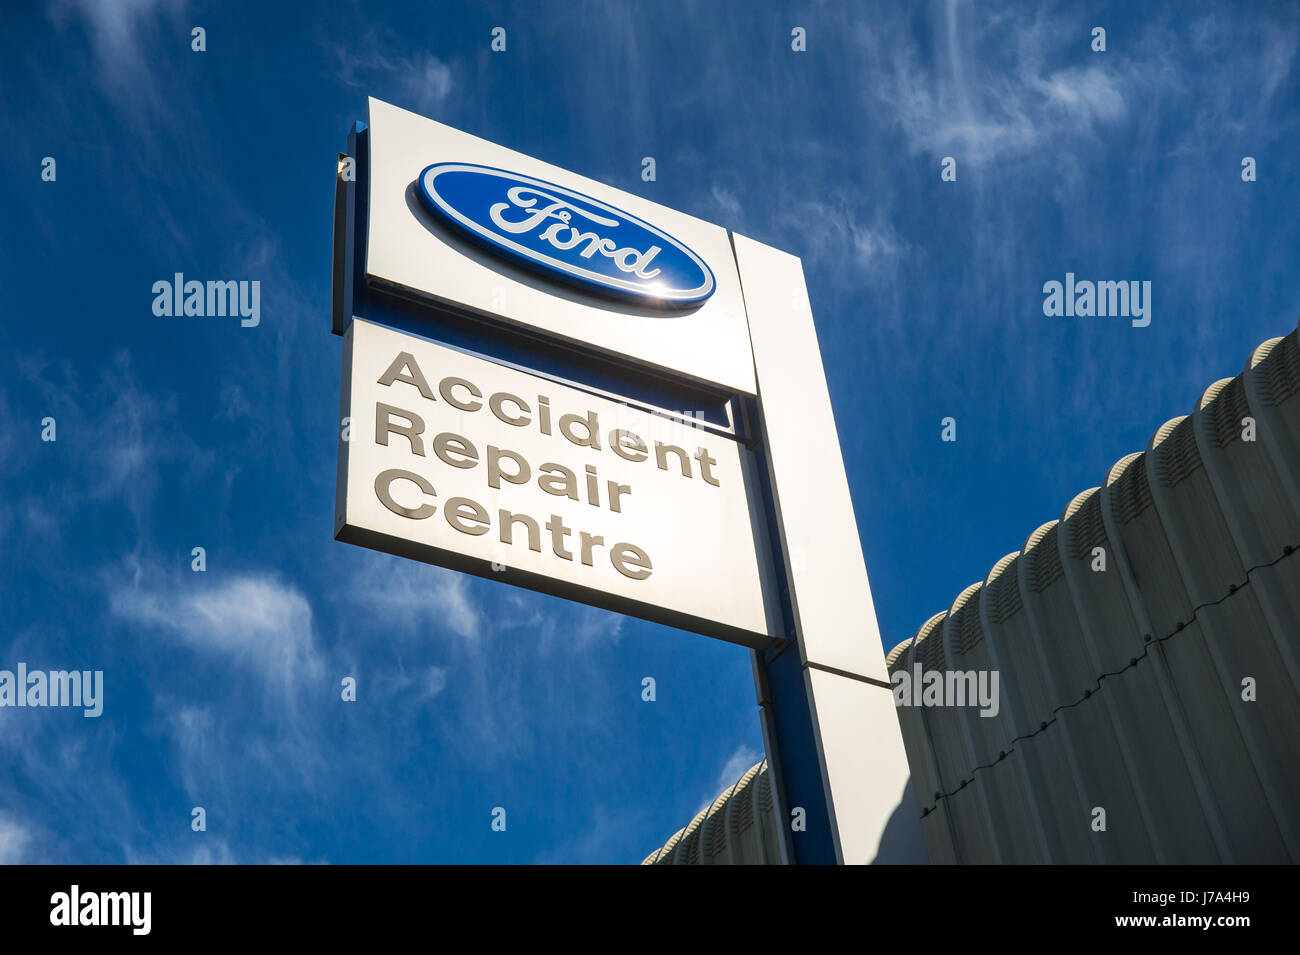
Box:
[416,163,714,306]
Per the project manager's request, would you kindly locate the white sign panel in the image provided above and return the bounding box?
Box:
[363,97,758,396]
[336,319,778,646]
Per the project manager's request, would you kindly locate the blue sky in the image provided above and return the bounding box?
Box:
[1,0,1297,864]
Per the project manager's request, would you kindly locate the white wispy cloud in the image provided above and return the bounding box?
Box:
[784,198,906,280]
[13,351,212,543]
[860,4,1139,167]
[46,0,188,122]
[183,839,237,865]
[125,835,315,865]
[714,744,761,793]
[533,804,656,865]
[0,812,32,864]
[349,551,483,640]
[697,743,761,815]
[370,664,449,703]
[329,31,456,118]
[48,0,185,75]
[108,569,323,692]
[0,721,138,865]
[1035,64,1125,121]
[709,185,743,225]
[493,591,625,651]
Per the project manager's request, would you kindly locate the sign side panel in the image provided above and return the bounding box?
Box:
[734,232,921,864]
[733,233,889,681]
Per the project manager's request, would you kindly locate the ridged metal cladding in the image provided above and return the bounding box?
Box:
[892,613,947,683]
[1022,520,1064,593]
[1061,488,1105,559]
[1200,378,1251,448]
[984,554,1022,625]
[885,641,910,669]
[643,322,1300,865]
[1105,453,1153,525]
[641,759,776,865]
[946,583,984,658]
[882,327,1300,864]
[918,610,950,671]
[888,613,947,681]
[1252,334,1300,404]
[1149,416,1197,485]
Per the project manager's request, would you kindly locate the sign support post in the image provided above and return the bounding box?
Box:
[332,98,927,864]
[733,234,926,864]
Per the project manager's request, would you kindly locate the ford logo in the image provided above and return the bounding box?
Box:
[416,163,715,306]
